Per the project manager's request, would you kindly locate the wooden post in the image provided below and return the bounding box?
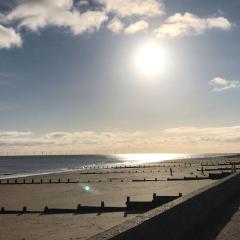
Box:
[44,206,48,213]
[153,193,157,201]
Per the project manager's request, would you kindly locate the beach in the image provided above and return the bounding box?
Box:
[0,155,238,240]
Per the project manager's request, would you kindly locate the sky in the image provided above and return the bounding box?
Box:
[0,0,240,155]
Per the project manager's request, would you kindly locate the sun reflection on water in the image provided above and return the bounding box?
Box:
[114,153,190,165]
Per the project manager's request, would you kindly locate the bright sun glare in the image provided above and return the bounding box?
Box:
[134,41,168,78]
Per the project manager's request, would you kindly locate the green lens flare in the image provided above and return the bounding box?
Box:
[84,185,91,192]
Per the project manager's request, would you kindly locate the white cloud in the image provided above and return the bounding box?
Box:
[0,25,22,49]
[162,126,240,144]
[107,18,124,33]
[97,0,164,17]
[0,130,146,153]
[0,131,32,138]
[4,0,108,34]
[1,127,240,154]
[154,12,232,38]
[125,20,149,34]
[207,17,231,30]
[210,77,240,91]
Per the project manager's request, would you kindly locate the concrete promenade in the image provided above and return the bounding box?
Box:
[89,172,240,240]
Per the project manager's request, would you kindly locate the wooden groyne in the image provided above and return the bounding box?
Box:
[0,193,181,215]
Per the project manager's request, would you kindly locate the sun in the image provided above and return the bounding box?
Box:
[134,41,168,78]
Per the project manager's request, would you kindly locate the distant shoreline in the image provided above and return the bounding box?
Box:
[0,153,237,180]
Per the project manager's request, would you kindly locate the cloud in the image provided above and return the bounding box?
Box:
[1,127,240,154]
[97,0,164,17]
[0,1,234,48]
[107,18,148,35]
[162,126,240,144]
[4,0,108,34]
[0,25,22,49]
[107,18,124,33]
[207,17,232,30]
[0,130,146,153]
[125,20,149,34]
[210,77,240,91]
[0,131,32,138]
[154,12,232,38]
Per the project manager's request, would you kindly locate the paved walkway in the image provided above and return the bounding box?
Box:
[216,203,240,240]
[195,193,240,240]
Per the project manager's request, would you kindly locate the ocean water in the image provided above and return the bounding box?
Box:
[0,153,231,179]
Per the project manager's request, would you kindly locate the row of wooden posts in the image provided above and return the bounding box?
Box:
[0,175,212,185]
[87,163,192,170]
[0,178,125,184]
[80,169,176,175]
[0,178,74,184]
[1,170,232,185]
[0,193,183,214]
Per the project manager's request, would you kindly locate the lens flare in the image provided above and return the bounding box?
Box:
[84,185,91,192]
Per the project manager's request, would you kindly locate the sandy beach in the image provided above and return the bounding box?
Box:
[0,156,238,240]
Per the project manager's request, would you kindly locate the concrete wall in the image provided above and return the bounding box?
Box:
[88,172,240,240]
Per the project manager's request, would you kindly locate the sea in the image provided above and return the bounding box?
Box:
[0,153,233,179]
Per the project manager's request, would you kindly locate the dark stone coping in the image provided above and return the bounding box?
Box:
[88,172,240,240]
